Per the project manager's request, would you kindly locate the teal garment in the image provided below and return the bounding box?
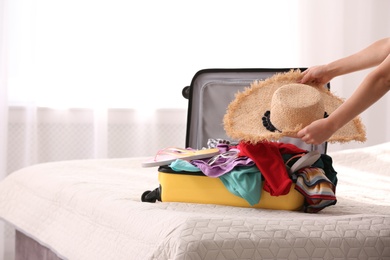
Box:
[219,166,262,206]
[170,159,200,172]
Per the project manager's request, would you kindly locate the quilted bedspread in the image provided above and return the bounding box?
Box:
[0,142,390,259]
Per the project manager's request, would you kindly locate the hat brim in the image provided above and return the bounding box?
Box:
[223,69,366,144]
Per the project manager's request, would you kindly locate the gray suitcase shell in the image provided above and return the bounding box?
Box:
[182,68,328,154]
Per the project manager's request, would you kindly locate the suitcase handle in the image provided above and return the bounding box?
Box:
[182,86,190,99]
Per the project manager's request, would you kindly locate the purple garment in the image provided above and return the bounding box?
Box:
[191,144,255,177]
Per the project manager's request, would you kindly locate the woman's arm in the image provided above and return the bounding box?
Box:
[300,37,390,85]
[297,52,390,145]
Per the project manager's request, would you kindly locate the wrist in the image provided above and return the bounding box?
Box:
[324,63,339,79]
[325,115,343,134]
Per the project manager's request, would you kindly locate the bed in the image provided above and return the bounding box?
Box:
[0,142,389,260]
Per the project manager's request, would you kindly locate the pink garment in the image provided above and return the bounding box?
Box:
[238,141,306,196]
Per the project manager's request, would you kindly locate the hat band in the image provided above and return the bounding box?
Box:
[262,111,329,133]
[262,111,282,133]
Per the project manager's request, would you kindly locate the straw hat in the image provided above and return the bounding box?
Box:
[223,69,366,144]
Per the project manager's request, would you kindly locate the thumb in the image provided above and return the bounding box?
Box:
[296,128,306,138]
[299,73,310,84]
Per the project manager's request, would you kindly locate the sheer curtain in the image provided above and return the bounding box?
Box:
[1,0,390,259]
[1,1,302,259]
[1,0,9,257]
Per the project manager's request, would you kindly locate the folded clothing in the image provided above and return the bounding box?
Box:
[293,167,337,213]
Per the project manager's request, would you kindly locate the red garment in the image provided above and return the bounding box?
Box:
[238,141,306,196]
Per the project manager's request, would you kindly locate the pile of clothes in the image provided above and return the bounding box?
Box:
[169,139,337,213]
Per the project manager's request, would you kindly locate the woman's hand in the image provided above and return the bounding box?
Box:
[299,65,334,86]
[297,118,336,145]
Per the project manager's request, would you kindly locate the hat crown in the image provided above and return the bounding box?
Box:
[270,84,324,132]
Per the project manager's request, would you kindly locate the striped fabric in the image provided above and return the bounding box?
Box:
[293,167,337,213]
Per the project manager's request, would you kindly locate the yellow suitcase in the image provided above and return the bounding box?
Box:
[157,166,305,211]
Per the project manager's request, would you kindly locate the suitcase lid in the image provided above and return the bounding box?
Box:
[183,68,328,154]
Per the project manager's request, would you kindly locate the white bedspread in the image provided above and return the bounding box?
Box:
[0,143,390,259]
